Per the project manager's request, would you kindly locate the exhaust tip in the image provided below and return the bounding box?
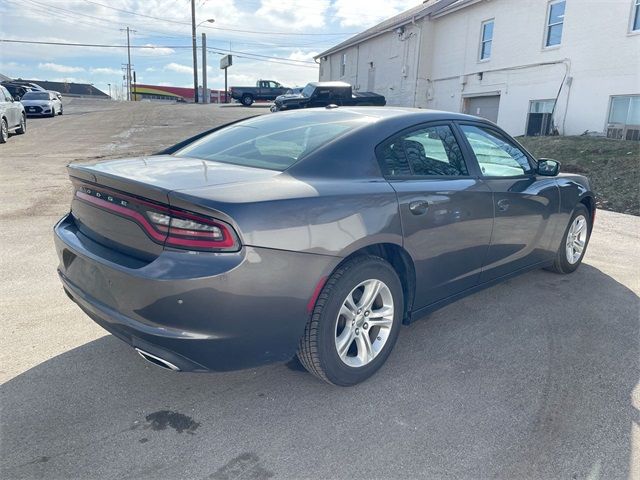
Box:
[135,348,181,371]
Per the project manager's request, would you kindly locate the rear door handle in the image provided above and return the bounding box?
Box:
[409,200,429,215]
[497,199,510,212]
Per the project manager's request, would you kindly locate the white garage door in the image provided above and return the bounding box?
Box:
[464,95,501,123]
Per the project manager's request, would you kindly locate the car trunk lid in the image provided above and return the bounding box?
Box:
[68,155,279,259]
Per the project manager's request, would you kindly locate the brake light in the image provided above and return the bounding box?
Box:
[75,184,239,252]
[146,209,237,250]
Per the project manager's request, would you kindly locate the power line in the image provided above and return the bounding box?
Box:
[79,0,358,36]
[1,39,319,68]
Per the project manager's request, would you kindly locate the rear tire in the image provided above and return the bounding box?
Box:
[16,114,26,134]
[297,255,403,386]
[241,94,254,106]
[546,204,591,274]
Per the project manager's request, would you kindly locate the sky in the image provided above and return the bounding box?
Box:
[0,0,425,98]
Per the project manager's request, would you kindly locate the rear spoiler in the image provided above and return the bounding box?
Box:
[154,116,260,155]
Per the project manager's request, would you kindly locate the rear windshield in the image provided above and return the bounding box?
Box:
[22,92,49,100]
[174,111,371,171]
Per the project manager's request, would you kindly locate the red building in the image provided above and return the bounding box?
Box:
[132,84,228,103]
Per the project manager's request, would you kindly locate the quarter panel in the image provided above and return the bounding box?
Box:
[170,178,403,256]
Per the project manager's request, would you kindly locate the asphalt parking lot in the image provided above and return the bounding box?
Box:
[1,99,639,479]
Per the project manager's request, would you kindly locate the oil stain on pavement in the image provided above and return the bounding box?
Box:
[137,410,200,435]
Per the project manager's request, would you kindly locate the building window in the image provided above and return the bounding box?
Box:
[340,54,346,77]
[480,20,494,60]
[526,100,556,136]
[530,99,555,114]
[633,0,640,31]
[545,1,565,47]
[607,95,640,140]
[608,95,640,125]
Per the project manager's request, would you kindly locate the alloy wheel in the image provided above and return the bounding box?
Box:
[565,214,588,264]
[1,120,7,142]
[334,279,394,368]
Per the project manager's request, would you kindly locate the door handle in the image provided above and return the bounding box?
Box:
[496,199,510,212]
[409,200,429,215]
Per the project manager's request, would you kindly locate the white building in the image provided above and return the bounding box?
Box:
[316,0,640,139]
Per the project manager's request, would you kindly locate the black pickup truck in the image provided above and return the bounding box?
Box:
[229,80,288,106]
[271,82,386,112]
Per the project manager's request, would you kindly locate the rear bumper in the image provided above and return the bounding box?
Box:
[54,213,339,372]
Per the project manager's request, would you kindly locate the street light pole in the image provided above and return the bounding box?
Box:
[190,0,198,103]
[194,19,214,105]
[107,83,111,99]
[201,32,207,104]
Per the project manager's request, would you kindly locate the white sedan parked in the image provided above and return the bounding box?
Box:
[21,91,63,117]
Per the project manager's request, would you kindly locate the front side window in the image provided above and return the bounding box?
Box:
[608,95,640,125]
[460,125,533,177]
[633,0,640,31]
[480,20,494,60]
[377,125,469,177]
[545,1,565,47]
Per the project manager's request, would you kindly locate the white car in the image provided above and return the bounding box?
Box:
[0,85,26,143]
[21,90,63,117]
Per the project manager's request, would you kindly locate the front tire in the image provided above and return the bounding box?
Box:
[297,255,403,386]
[0,118,8,143]
[546,204,591,274]
[58,105,63,115]
[16,114,26,134]
[49,106,56,117]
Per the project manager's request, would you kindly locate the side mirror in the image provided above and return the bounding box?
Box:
[537,158,560,176]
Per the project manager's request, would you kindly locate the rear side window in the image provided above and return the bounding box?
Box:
[377,124,469,177]
[175,111,372,171]
[460,124,533,176]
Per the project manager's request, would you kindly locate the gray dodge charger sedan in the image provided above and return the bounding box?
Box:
[55,107,595,385]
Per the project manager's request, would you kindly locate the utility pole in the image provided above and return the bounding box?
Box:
[190,0,198,103]
[120,26,135,101]
[201,33,207,104]
[107,83,111,99]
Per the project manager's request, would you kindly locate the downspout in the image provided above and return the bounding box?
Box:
[412,17,424,108]
[355,44,360,90]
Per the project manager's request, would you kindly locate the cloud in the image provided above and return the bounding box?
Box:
[138,44,176,56]
[90,67,122,75]
[332,0,424,27]
[256,0,329,29]
[38,62,85,73]
[164,62,193,74]
[288,50,319,62]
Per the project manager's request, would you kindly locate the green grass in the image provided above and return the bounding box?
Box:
[517,136,640,216]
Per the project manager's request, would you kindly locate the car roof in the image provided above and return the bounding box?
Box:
[307,81,352,88]
[277,105,485,123]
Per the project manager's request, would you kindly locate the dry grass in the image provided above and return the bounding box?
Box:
[518,135,640,216]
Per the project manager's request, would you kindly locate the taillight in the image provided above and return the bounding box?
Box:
[146,209,238,250]
[75,184,240,252]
